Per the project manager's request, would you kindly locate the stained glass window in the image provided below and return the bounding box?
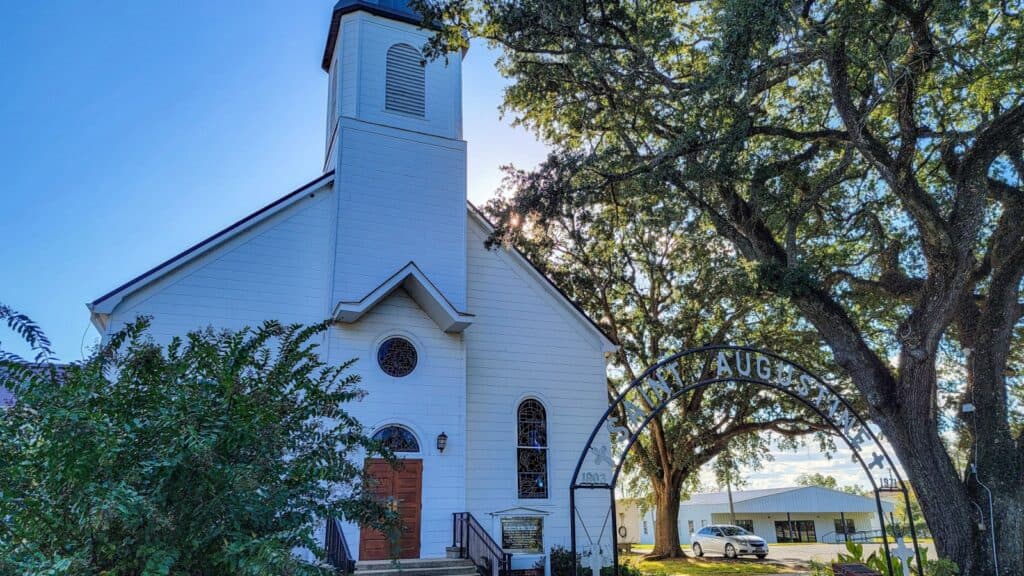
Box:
[372,425,420,453]
[517,399,548,499]
[378,337,417,377]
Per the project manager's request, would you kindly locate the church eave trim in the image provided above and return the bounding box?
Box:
[332,261,474,333]
[321,1,434,72]
[488,507,552,517]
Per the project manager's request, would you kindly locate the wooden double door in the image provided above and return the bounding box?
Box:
[359,459,423,560]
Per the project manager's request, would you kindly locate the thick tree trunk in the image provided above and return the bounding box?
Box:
[881,403,975,573]
[963,322,1024,576]
[880,358,1023,576]
[648,477,686,559]
[970,478,1024,576]
[891,405,1024,576]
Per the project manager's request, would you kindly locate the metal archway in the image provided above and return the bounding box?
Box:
[569,345,924,576]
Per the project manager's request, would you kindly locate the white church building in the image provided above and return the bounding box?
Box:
[87,0,616,573]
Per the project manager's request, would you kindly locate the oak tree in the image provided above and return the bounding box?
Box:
[483,174,830,558]
[418,1,1024,573]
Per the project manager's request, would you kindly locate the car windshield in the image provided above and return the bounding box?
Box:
[720,526,750,536]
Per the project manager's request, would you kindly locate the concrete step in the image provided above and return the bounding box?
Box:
[357,558,474,570]
[356,558,479,576]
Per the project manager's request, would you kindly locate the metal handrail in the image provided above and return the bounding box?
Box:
[326,517,356,574]
[452,512,513,576]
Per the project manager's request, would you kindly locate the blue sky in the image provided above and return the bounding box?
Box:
[0,1,547,360]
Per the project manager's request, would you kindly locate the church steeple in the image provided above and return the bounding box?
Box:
[323,0,469,313]
[322,0,462,165]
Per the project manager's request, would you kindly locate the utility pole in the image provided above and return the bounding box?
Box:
[724,448,736,525]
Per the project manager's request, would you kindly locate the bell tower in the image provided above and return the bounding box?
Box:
[322,0,468,312]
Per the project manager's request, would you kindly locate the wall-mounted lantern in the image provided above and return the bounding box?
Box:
[437,432,448,453]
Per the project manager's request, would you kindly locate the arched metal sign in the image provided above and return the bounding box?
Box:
[570,345,923,576]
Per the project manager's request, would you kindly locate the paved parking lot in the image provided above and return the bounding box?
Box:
[757,543,885,567]
[678,542,884,568]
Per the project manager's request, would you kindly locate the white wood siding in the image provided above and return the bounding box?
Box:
[105,186,334,338]
[97,204,611,566]
[328,288,467,559]
[465,218,613,569]
[332,120,468,310]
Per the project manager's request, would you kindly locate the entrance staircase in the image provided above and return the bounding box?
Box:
[325,513,510,576]
[355,558,479,576]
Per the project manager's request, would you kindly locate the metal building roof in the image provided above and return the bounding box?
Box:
[681,487,798,506]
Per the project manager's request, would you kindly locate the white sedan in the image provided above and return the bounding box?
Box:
[690,524,768,559]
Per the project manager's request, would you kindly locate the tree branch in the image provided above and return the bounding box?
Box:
[825,36,953,259]
[961,104,1024,180]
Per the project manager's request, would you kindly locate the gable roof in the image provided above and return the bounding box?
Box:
[86,172,616,352]
[87,171,336,330]
[488,506,551,516]
[333,261,474,333]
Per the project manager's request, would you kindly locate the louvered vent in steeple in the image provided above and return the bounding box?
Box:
[385,43,425,117]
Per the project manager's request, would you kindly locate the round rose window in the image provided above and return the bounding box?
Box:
[377,337,418,377]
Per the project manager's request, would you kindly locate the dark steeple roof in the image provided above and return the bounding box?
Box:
[322,0,424,71]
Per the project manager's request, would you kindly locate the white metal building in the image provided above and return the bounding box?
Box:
[633,486,894,545]
[84,1,616,572]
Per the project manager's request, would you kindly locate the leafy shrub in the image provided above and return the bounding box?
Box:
[599,561,642,576]
[807,559,831,576]
[0,302,52,362]
[545,546,639,576]
[835,539,958,576]
[549,545,584,576]
[0,319,394,576]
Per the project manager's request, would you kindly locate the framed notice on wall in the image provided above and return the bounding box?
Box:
[501,517,543,553]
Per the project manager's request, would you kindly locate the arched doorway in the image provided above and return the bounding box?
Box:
[361,424,424,560]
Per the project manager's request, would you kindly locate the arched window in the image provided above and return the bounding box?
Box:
[385,43,425,117]
[517,399,548,499]
[373,425,420,453]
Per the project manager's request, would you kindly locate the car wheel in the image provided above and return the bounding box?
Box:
[725,544,736,559]
[692,542,703,557]
[756,554,767,560]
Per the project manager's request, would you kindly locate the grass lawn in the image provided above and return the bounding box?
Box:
[621,553,797,576]
[629,545,654,552]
